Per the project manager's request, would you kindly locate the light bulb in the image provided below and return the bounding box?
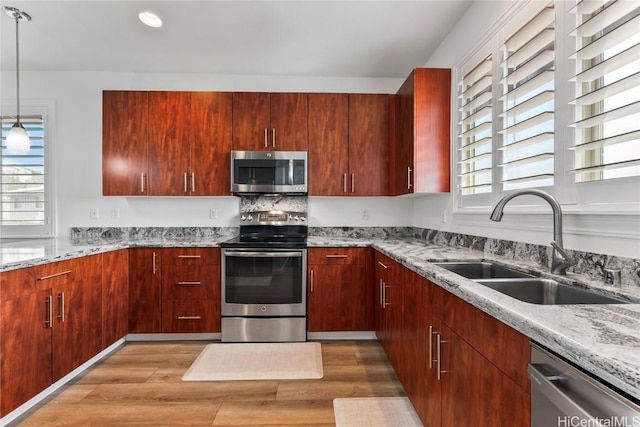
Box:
[6,123,30,154]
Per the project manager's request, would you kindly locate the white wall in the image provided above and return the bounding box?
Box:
[1,70,407,235]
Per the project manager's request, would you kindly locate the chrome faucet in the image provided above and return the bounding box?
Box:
[490,189,576,275]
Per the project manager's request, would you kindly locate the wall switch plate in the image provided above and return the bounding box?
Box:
[361,209,369,220]
[209,208,218,219]
[110,208,120,219]
[89,208,99,219]
[442,209,447,223]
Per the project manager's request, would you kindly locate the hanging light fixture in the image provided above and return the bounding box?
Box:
[3,6,31,155]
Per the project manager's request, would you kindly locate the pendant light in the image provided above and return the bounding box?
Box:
[3,6,31,155]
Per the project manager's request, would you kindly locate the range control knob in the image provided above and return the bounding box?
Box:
[300,216,306,222]
[240,215,247,221]
[246,214,253,222]
[293,215,300,221]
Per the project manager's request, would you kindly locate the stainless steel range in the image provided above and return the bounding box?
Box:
[220,210,308,342]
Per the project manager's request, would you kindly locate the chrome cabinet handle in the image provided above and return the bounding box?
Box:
[152,252,157,275]
[383,284,390,308]
[407,166,413,190]
[351,173,355,193]
[45,296,53,328]
[272,128,276,148]
[326,254,348,259]
[140,172,145,193]
[178,316,201,320]
[178,255,201,259]
[264,128,268,148]
[58,292,65,323]
[379,279,384,306]
[177,281,201,285]
[436,333,447,380]
[343,173,347,193]
[37,270,72,281]
[429,325,435,369]
[377,261,389,269]
[184,172,188,193]
[310,269,314,293]
[191,172,195,193]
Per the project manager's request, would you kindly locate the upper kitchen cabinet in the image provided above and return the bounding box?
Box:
[308,93,349,196]
[102,90,232,196]
[348,94,389,196]
[309,93,389,196]
[232,92,308,151]
[391,68,451,195]
[103,91,149,195]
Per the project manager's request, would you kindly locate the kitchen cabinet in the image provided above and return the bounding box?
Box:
[0,255,103,416]
[129,248,161,333]
[232,92,308,151]
[102,90,232,196]
[390,68,451,195]
[308,93,389,196]
[373,251,403,367]
[102,249,129,348]
[160,248,221,333]
[308,93,349,196]
[307,248,368,332]
[102,90,149,195]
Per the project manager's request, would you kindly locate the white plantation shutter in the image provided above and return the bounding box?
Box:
[1,115,47,228]
[570,0,640,182]
[498,3,555,191]
[458,56,493,195]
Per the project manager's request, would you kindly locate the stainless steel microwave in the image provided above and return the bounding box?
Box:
[231,150,308,194]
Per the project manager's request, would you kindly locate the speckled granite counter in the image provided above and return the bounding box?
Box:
[2,235,639,401]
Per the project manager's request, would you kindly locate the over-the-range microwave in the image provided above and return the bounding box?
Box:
[231,150,308,195]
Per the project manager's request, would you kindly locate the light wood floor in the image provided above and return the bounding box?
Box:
[10,340,407,426]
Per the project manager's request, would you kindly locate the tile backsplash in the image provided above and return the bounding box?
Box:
[239,195,307,213]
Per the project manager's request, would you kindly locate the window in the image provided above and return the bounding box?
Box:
[455,0,640,212]
[1,111,53,237]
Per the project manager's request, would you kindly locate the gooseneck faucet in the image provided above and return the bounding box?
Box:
[490,189,575,275]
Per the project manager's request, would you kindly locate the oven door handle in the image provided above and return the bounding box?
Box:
[224,251,303,258]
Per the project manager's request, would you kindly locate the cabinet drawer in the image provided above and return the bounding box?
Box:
[162,265,219,300]
[308,247,365,265]
[160,248,220,266]
[32,260,77,289]
[161,300,219,333]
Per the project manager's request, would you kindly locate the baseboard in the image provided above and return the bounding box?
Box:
[307,331,377,340]
[126,333,221,341]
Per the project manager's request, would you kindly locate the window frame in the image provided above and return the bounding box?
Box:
[1,102,56,238]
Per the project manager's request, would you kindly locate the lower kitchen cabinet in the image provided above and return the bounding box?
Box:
[0,255,104,416]
[129,248,162,333]
[102,249,129,347]
[307,247,369,332]
[160,248,221,333]
[374,250,531,427]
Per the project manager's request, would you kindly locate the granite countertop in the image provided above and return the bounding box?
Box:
[1,236,639,400]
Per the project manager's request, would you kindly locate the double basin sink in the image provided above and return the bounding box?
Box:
[432,261,629,305]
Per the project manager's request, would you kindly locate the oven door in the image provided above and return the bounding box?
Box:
[222,248,307,316]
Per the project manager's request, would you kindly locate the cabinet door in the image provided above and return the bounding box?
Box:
[269,93,308,151]
[190,92,233,195]
[102,90,149,195]
[161,300,218,333]
[102,250,129,348]
[52,256,103,381]
[232,92,270,151]
[129,249,161,333]
[348,94,389,196]
[308,93,349,196]
[148,91,191,195]
[390,77,415,196]
[0,282,52,416]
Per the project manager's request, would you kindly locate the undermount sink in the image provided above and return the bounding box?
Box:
[432,260,629,305]
[432,261,534,280]
[476,278,629,305]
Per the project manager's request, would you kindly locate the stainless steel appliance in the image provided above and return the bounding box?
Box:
[221,210,308,342]
[231,150,307,194]
[529,342,640,427]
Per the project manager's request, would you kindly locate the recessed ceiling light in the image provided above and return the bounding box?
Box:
[138,11,162,28]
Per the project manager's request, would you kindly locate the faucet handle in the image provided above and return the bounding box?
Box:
[550,241,577,275]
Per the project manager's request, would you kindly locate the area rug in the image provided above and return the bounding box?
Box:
[333,397,422,427]
[182,342,323,381]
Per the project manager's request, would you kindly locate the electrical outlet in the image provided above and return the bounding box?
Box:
[360,209,369,220]
[209,208,218,219]
[110,208,120,219]
[442,209,447,223]
[89,208,99,219]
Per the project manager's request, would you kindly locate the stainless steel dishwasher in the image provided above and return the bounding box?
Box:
[529,342,640,427]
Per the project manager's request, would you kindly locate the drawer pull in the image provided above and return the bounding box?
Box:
[177,281,201,285]
[326,254,348,258]
[377,261,389,269]
[178,316,201,320]
[177,255,201,259]
[38,270,72,281]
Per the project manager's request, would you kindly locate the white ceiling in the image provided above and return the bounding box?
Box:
[0,0,472,78]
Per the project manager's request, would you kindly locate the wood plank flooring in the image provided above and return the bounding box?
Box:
[9,340,407,426]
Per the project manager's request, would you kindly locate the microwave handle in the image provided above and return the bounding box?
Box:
[289,160,294,185]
